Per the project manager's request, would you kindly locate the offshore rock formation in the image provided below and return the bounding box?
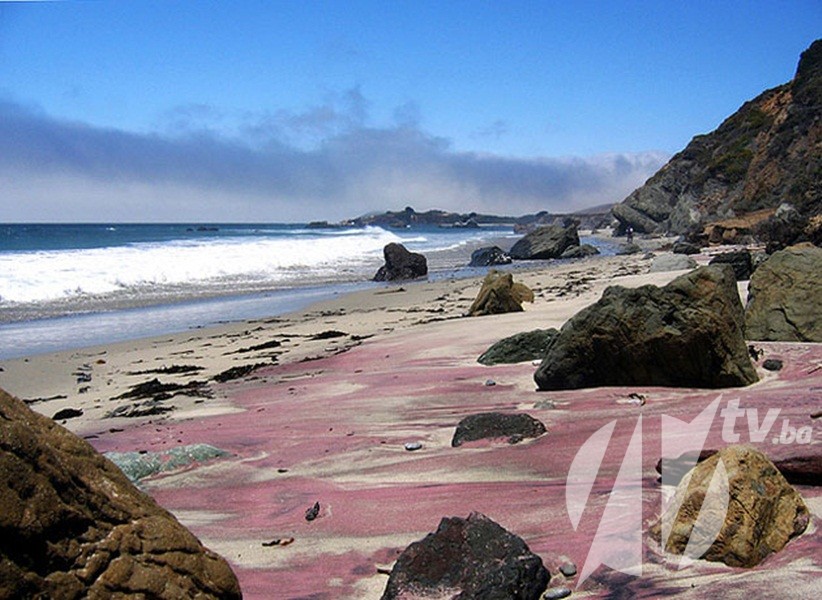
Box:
[613,39,821,235]
[381,512,549,600]
[745,243,822,341]
[0,389,242,600]
[651,445,809,568]
[534,265,758,390]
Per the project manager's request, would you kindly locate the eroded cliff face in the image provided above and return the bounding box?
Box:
[613,39,821,235]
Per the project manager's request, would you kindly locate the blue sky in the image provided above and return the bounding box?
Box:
[0,0,818,222]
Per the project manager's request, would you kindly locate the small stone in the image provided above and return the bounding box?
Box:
[543,586,572,599]
[53,407,83,420]
[404,442,423,451]
[763,358,784,371]
[559,562,577,577]
[305,501,320,521]
[484,379,496,386]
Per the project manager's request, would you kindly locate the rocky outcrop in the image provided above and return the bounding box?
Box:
[509,224,580,260]
[469,246,512,267]
[477,329,559,365]
[709,249,753,280]
[0,389,242,600]
[744,244,822,341]
[373,242,428,281]
[613,40,821,236]
[651,445,809,568]
[381,512,549,600]
[534,265,758,390]
[451,413,547,447]
[467,271,534,316]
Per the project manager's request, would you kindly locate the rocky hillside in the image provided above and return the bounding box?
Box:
[613,39,821,235]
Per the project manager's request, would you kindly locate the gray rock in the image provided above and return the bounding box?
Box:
[558,563,577,577]
[615,242,643,255]
[560,243,600,259]
[534,265,758,390]
[469,245,512,267]
[373,242,428,281]
[478,329,559,365]
[763,358,784,371]
[543,587,572,599]
[745,244,822,342]
[649,253,697,273]
[381,512,550,600]
[105,444,230,482]
[452,412,547,447]
[509,224,580,260]
[672,241,702,255]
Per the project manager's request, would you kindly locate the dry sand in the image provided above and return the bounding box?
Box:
[1,246,819,599]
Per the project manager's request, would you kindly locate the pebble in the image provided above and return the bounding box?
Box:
[763,358,783,371]
[404,442,423,451]
[543,587,572,599]
[484,379,496,386]
[305,501,320,521]
[559,562,577,577]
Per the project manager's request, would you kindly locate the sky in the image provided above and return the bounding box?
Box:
[0,0,818,223]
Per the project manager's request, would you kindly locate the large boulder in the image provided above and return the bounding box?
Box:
[651,445,809,568]
[509,224,580,260]
[560,243,600,259]
[469,246,512,267]
[452,413,546,447]
[534,265,758,390]
[381,512,549,600]
[0,389,242,600]
[373,243,428,281]
[744,244,822,341]
[477,329,559,365]
[467,271,534,317]
[709,249,753,281]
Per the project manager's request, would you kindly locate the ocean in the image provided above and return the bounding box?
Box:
[0,222,526,359]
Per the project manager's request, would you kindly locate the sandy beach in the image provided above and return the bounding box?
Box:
[1,247,820,599]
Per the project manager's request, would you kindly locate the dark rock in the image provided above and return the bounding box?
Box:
[105,399,174,419]
[311,330,347,340]
[213,362,269,382]
[305,501,320,522]
[477,329,559,365]
[560,243,600,259]
[467,271,534,316]
[672,241,702,255]
[452,412,546,447]
[754,203,816,253]
[52,407,83,420]
[469,246,512,267]
[612,40,822,236]
[709,249,753,280]
[762,358,784,371]
[534,265,758,390]
[509,224,580,260]
[745,244,822,342]
[373,243,428,281]
[381,512,549,600]
[650,445,809,568]
[0,388,241,599]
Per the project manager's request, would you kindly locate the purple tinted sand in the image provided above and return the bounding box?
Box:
[90,330,822,599]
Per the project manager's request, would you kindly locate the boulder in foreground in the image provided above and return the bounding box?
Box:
[381,512,549,600]
[0,388,242,600]
[534,265,758,390]
[452,412,547,447]
[373,242,428,281]
[744,244,822,342]
[467,270,534,316]
[651,445,809,568]
[509,223,579,260]
[478,328,559,365]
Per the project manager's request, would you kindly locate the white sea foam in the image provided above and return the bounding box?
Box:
[0,227,404,304]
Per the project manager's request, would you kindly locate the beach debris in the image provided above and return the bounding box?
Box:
[231,339,282,354]
[311,330,347,340]
[534,400,556,410]
[52,407,83,420]
[452,412,546,447]
[617,392,646,406]
[0,389,242,599]
[404,441,423,451]
[212,363,269,383]
[650,445,809,567]
[75,372,92,384]
[467,270,534,316]
[114,378,210,400]
[305,501,320,522]
[478,328,559,365]
[381,512,549,600]
[373,242,428,281]
[748,344,764,360]
[127,364,205,375]
[543,587,572,599]
[535,266,758,390]
[762,358,784,371]
[262,537,294,547]
[745,245,822,342]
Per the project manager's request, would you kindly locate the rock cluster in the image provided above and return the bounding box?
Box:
[381,512,549,600]
[534,265,758,390]
[744,244,822,342]
[651,445,809,568]
[467,271,534,316]
[373,242,428,281]
[0,389,242,600]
